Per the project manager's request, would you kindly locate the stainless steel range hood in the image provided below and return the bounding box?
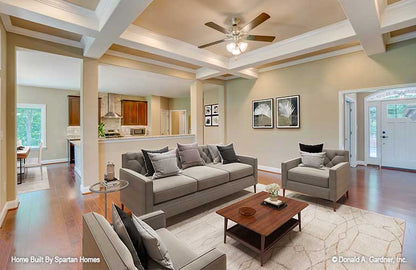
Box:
[103,93,122,119]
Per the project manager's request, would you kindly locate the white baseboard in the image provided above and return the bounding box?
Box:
[42,158,68,165]
[0,199,19,228]
[80,184,91,194]
[74,166,82,178]
[258,165,281,174]
[356,160,367,166]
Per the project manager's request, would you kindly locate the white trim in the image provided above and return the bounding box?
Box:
[387,31,416,44]
[344,96,358,167]
[258,165,281,174]
[0,199,19,228]
[380,0,416,33]
[356,160,367,166]
[42,158,68,165]
[259,45,363,73]
[80,184,91,195]
[106,50,196,74]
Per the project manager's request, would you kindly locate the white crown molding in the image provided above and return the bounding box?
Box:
[106,49,196,74]
[228,20,357,71]
[0,199,19,228]
[381,0,416,33]
[387,31,416,44]
[258,45,363,73]
[1,14,83,48]
[34,0,93,17]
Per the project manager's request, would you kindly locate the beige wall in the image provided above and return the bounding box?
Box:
[17,86,80,161]
[225,39,416,169]
[203,84,225,144]
[0,19,7,218]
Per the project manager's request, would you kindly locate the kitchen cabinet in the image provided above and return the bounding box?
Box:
[121,100,147,125]
[68,95,102,126]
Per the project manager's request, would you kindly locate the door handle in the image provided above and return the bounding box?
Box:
[382,135,388,139]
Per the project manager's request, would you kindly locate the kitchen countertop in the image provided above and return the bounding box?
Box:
[98,134,195,143]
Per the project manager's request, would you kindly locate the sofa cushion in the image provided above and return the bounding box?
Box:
[207,163,253,181]
[182,166,229,191]
[148,150,180,179]
[288,166,330,188]
[324,149,348,167]
[156,228,198,270]
[153,175,197,204]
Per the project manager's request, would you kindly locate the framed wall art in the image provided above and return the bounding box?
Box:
[252,98,274,128]
[276,95,300,128]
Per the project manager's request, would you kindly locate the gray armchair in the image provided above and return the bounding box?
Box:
[281,149,350,211]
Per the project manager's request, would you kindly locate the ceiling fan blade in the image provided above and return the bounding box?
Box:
[245,35,275,42]
[198,39,226,49]
[241,13,271,32]
[205,22,228,34]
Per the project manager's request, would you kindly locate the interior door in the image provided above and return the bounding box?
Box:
[344,100,352,154]
[178,111,186,134]
[160,110,169,135]
[381,99,416,170]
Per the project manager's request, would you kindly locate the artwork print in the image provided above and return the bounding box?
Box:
[252,98,273,128]
[276,95,300,128]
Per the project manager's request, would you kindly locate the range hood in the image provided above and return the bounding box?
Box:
[103,93,122,119]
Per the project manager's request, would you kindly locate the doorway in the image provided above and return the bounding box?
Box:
[364,88,416,170]
[170,110,187,135]
[344,96,356,166]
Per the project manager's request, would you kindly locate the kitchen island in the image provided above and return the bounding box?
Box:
[98,134,195,180]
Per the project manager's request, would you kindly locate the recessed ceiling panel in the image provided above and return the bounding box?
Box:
[64,0,100,10]
[133,0,347,56]
[10,16,82,41]
[390,25,416,37]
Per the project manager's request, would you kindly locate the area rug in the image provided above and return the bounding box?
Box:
[17,166,50,194]
[167,184,405,270]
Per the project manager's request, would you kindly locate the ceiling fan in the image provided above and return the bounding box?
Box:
[198,12,276,58]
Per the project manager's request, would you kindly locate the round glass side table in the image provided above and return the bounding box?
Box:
[89,180,129,218]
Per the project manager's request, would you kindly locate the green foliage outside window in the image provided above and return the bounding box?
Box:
[17,107,42,147]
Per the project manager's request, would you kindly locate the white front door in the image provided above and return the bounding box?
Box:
[381,99,416,170]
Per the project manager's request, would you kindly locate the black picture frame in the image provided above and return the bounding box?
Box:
[252,98,274,129]
[204,105,212,116]
[211,115,219,126]
[276,95,300,129]
[212,104,219,115]
[205,116,212,126]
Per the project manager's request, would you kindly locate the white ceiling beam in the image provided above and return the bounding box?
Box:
[196,68,226,80]
[380,0,416,33]
[118,25,230,71]
[227,20,357,71]
[0,0,99,36]
[233,68,258,79]
[83,0,153,58]
[338,0,385,55]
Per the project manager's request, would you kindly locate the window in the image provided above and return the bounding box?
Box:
[387,104,407,119]
[17,104,46,147]
[369,106,377,158]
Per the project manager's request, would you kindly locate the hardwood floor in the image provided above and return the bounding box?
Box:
[0,164,415,269]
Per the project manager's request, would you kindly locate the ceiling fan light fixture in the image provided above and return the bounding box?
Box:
[226,42,248,56]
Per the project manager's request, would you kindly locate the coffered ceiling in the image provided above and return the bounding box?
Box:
[1,0,416,83]
[133,0,346,56]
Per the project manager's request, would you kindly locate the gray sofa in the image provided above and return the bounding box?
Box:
[281,149,350,211]
[83,210,226,270]
[120,145,258,218]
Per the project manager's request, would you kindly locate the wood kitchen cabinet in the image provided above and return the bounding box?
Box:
[121,100,147,125]
[68,95,102,126]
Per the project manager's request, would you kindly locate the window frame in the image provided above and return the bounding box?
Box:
[17,103,47,148]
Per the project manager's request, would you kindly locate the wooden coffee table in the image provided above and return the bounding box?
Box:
[216,191,308,266]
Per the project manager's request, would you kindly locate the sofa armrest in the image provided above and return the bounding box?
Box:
[138,210,166,230]
[179,248,226,270]
[329,162,350,201]
[281,158,301,188]
[237,155,258,184]
[119,168,153,216]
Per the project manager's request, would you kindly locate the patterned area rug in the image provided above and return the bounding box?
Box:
[168,184,405,270]
[17,166,50,194]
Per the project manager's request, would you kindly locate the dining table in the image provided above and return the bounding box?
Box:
[17,146,31,184]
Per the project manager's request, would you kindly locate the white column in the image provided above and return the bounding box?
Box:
[190,80,204,144]
[80,58,99,193]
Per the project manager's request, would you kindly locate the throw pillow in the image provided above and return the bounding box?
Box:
[217,143,239,164]
[132,214,174,270]
[207,144,222,163]
[300,151,326,168]
[148,150,180,179]
[112,204,147,269]
[299,143,324,153]
[177,142,205,169]
[141,147,169,176]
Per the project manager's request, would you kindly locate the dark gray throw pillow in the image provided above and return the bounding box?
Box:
[177,142,205,169]
[141,147,169,176]
[217,143,239,164]
[112,204,146,270]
